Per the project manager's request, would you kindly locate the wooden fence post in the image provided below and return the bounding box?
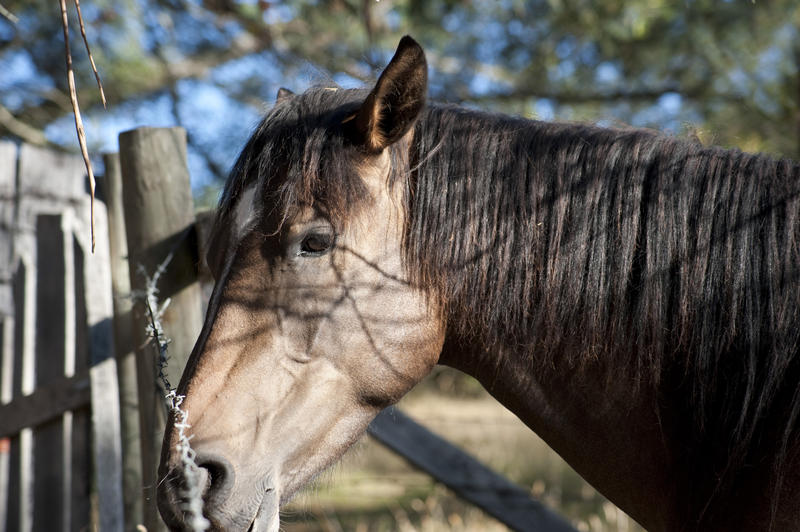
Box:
[104,152,144,531]
[118,128,204,532]
[0,140,17,532]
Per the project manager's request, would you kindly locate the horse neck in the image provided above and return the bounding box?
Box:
[408,108,652,362]
[417,108,800,530]
[409,111,676,528]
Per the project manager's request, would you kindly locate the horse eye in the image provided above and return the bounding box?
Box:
[299,233,333,256]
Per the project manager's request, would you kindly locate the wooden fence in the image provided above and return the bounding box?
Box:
[0,142,123,532]
[0,131,577,532]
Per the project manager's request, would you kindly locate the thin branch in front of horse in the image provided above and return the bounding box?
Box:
[59,0,105,252]
[136,254,210,531]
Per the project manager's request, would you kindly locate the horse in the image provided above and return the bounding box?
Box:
[157,36,800,531]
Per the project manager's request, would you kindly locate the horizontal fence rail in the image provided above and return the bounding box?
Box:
[369,408,578,532]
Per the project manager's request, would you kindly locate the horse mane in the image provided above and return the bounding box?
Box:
[407,103,800,521]
[219,89,800,523]
[214,87,401,234]
[214,88,362,237]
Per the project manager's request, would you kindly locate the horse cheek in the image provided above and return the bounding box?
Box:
[350,290,445,406]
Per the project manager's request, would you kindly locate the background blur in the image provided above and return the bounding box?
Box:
[1,1,798,530]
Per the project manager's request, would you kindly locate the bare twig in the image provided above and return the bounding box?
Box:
[0,2,18,23]
[73,0,106,108]
[59,0,97,252]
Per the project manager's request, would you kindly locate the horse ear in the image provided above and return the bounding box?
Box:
[350,35,427,152]
[276,87,294,101]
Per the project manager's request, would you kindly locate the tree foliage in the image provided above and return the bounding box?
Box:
[0,0,798,192]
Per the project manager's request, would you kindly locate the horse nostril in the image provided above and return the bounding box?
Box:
[196,454,235,503]
[157,455,236,529]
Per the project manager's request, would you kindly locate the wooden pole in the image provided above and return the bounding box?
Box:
[118,128,203,532]
[104,152,144,531]
[369,408,578,532]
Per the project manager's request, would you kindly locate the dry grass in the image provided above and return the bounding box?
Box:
[281,367,645,532]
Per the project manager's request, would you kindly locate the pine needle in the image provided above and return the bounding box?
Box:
[60,0,97,252]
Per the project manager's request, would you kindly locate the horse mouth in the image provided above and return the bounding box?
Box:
[247,488,279,532]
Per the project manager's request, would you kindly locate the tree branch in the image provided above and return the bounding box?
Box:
[0,104,49,146]
[5,31,271,135]
[0,2,18,23]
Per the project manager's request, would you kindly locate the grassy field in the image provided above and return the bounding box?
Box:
[281,367,645,532]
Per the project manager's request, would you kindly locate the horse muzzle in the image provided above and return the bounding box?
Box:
[158,453,278,531]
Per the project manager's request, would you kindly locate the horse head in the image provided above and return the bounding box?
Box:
[157,36,444,530]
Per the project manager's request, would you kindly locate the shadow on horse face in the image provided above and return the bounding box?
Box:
[158,37,442,531]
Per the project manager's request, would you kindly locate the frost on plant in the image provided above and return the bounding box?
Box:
[139,253,210,531]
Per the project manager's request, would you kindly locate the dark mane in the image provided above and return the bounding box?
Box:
[220,89,800,524]
[407,104,800,521]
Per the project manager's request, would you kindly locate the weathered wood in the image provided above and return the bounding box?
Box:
[368,408,578,532]
[76,199,125,532]
[0,142,15,199]
[5,261,28,531]
[0,319,11,532]
[0,142,16,317]
[0,143,126,532]
[89,357,124,531]
[70,232,91,531]
[103,151,142,531]
[16,144,85,201]
[0,140,15,532]
[119,127,204,532]
[70,408,91,531]
[32,215,67,532]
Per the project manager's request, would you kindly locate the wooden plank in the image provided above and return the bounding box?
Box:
[0,143,14,526]
[88,358,124,531]
[368,408,577,532]
[32,214,66,532]
[4,434,21,532]
[0,142,15,529]
[0,142,15,202]
[0,142,17,321]
[70,408,91,531]
[0,320,10,531]
[70,233,90,532]
[63,189,125,531]
[6,261,27,531]
[119,127,204,532]
[103,152,143,530]
[0,142,16,273]
[75,202,125,532]
[14,144,73,532]
[16,144,84,201]
[32,420,62,532]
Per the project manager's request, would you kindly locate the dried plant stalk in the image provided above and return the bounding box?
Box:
[73,0,106,108]
[60,0,97,252]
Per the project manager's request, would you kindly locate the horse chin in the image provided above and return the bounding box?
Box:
[248,489,279,532]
